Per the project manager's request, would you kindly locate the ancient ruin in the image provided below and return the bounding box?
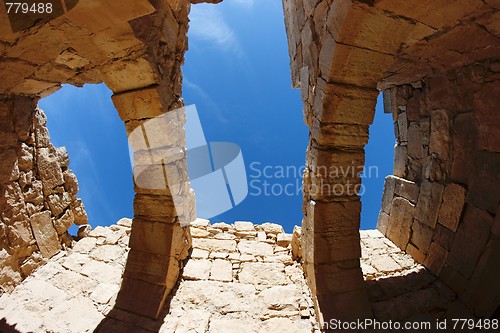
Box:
[0,0,499,332]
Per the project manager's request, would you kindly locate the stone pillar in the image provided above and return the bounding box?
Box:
[108,0,195,319]
[301,80,376,323]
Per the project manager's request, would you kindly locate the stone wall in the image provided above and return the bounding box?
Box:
[0,97,87,293]
[377,60,500,318]
[282,0,499,326]
[0,0,195,318]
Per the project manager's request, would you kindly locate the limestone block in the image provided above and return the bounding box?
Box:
[407,122,424,159]
[29,211,61,258]
[210,259,232,282]
[433,223,455,250]
[258,222,285,234]
[397,112,408,143]
[386,197,414,250]
[112,86,173,122]
[316,286,372,322]
[424,242,448,276]
[100,58,159,93]
[71,199,88,225]
[393,176,419,203]
[322,42,394,88]
[115,277,167,319]
[313,79,378,125]
[411,220,434,254]
[126,114,185,151]
[47,192,71,216]
[238,240,273,257]
[192,238,237,253]
[53,209,74,235]
[406,243,426,264]
[234,221,255,232]
[311,120,369,147]
[380,176,396,214]
[65,0,155,34]
[393,144,407,178]
[183,259,211,280]
[24,180,44,205]
[415,181,444,228]
[277,233,293,247]
[18,143,34,172]
[439,265,469,296]
[370,255,402,272]
[437,183,466,232]
[376,211,390,235]
[461,239,500,317]
[133,194,177,221]
[337,3,435,54]
[129,219,186,257]
[375,0,483,29]
[124,250,179,286]
[239,262,287,286]
[291,226,302,261]
[37,148,65,195]
[450,113,475,183]
[429,109,450,161]
[447,205,493,279]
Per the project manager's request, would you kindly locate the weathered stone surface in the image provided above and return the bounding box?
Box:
[415,181,444,228]
[447,205,493,279]
[437,183,466,232]
[386,198,414,250]
[29,211,60,259]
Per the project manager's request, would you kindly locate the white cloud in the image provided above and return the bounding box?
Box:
[189,6,241,54]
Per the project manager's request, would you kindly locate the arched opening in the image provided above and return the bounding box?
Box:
[38,83,134,232]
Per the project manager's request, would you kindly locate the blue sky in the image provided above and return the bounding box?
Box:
[40,0,394,233]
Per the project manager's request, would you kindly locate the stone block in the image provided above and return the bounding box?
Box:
[429,109,450,162]
[125,114,185,151]
[411,220,434,254]
[415,181,444,228]
[316,288,372,323]
[407,122,424,159]
[393,176,419,203]
[65,0,155,34]
[437,183,466,232]
[124,249,179,286]
[447,205,493,279]
[191,238,237,253]
[450,113,475,183]
[112,86,170,122]
[115,277,167,319]
[433,223,455,250]
[29,211,61,258]
[386,197,414,250]
[47,192,71,216]
[393,144,407,177]
[397,111,408,142]
[209,259,232,282]
[380,176,396,214]
[71,199,88,225]
[36,148,64,195]
[313,80,378,125]
[53,209,74,235]
[238,240,273,257]
[133,194,177,222]
[406,243,426,264]
[129,219,186,257]
[424,242,448,276]
[239,262,287,286]
[376,211,390,235]
[439,265,469,296]
[314,261,365,297]
[461,239,500,317]
[466,151,500,214]
[311,120,369,148]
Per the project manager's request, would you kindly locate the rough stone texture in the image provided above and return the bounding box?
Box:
[376,65,500,318]
[0,220,319,332]
[0,105,85,293]
[0,221,477,332]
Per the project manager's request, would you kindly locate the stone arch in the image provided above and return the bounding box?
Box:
[0,0,194,318]
[283,0,499,325]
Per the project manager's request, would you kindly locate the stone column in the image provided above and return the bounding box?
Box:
[107,0,195,319]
